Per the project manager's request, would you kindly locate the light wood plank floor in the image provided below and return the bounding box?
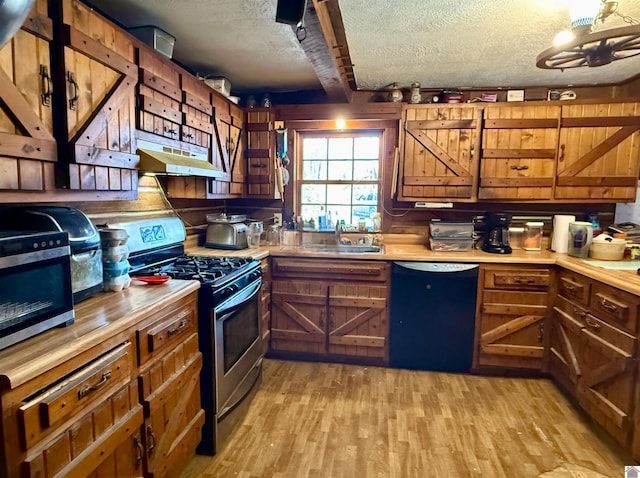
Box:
[180,359,635,478]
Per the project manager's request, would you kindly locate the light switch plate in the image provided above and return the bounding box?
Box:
[274,212,282,226]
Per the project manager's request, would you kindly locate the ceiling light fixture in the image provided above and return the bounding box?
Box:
[536,0,640,70]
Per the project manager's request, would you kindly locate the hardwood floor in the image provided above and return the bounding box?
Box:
[180,359,635,478]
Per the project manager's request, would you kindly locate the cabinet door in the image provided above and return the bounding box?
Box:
[479,104,560,200]
[181,74,213,149]
[228,103,245,196]
[0,0,57,191]
[270,279,327,355]
[556,102,640,201]
[327,282,388,363]
[245,108,278,198]
[259,258,271,355]
[549,295,586,397]
[139,333,204,478]
[55,0,139,194]
[477,289,548,370]
[579,315,637,446]
[399,105,480,201]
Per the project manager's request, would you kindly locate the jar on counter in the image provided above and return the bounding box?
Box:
[523,222,543,251]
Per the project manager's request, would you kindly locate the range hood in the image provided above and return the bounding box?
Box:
[137,139,224,178]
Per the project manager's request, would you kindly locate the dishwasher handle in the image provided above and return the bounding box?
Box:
[394,262,479,273]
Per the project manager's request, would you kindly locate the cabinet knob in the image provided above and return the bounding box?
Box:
[559,144,565,162]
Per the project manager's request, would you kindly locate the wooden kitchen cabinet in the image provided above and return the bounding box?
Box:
[550,269,639,452]
[246,108,281,198]
[269,258,389,364]
[0,282,202,478]
[479,104,560,201]
[398,104,481,202]
[474,264,553,371]
[51,0,139,194]
[555,101,640,202]
[260,258,271,355]
[0,0,57,192]
[135,294,204,478]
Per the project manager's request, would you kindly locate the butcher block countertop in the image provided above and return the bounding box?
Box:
[0,279,200,390]
[186,234,640,296]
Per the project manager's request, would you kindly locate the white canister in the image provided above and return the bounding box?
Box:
[551,215,575,253]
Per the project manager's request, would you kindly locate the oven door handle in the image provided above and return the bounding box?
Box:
[216,278,262,317]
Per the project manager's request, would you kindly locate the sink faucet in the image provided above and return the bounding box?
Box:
[335,220,341,244]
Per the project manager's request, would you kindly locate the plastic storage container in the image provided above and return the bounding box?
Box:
[589,234,626,260]
[428,238,474,252]
[523,222,543,251]
[429,221,474,239]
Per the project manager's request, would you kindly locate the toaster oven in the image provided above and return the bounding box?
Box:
[0,231,74,351]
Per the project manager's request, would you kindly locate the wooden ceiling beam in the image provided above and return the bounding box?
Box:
[288,0,353,102]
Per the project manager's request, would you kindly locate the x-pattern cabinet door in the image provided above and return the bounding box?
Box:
[270,279,327,355]
[400,105,480,201]
[549,296,584,396]
[555,101,640,202]
[327,282,388,361]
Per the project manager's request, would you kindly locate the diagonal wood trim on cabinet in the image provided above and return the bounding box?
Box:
[329,307,380,337]
[558,125,640,177]
[481,315,544,345]
[272,296,325,335]
[0,68,55,141]
[64,25,137,78]
[407,129,471,177]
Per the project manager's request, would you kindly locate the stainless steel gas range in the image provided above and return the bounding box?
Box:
[110,216,263,455]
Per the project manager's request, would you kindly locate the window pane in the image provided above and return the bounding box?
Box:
[352,205,378,226]
[327,184,351,205]
[353,160,378,180]
[303,138,328,159]
[327,161,353,181]
[300,204,322,227]
[302,160,327,180]
[328,138,353,160]
[353,185,378,204]
[301,184,326,204]
[354,137,380,159]
[329,205,351,226]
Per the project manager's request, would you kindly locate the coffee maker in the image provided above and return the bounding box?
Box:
[482,212,512,254]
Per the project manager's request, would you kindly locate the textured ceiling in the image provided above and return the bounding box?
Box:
[85,0,640,97]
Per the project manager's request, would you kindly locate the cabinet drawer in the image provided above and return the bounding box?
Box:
[553,294,588,327]
[557,271,590,306]
[590,282,639,334]
[582,314,637,356]
[137,299,198,367]
[18,342,134,450]
[272,258,388,282]
[483,267,551,289]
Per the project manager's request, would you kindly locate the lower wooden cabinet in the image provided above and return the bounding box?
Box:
[550,270,639,453]
[269,258,389,364]
[474,264,553,371]
[0,285,202,478]
[259,258,271,355]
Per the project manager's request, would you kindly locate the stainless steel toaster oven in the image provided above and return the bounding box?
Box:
[0,231,74,350]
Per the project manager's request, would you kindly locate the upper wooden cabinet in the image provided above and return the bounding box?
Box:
[399,105,480,202]
[398,100,640,203]
[246,108,281,198]
[555,101,640,201]
[479,104,560,201]
[53,0,139,194]
[0,0,57,192]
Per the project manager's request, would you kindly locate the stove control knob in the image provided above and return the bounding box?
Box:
[223,284,238,297]
[249,271,261,281]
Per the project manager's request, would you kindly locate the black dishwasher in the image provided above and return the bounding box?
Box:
[390,262,479,373]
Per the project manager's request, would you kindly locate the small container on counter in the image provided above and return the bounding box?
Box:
[523,222,543,251]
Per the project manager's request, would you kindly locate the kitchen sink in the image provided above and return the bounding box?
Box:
[303,244,384,254]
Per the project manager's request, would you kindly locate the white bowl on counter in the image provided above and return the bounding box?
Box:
[588,235,626,260]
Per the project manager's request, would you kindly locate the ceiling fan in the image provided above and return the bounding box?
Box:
[536,0,640,70]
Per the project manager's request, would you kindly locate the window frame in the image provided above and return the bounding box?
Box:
[296,129,384,229]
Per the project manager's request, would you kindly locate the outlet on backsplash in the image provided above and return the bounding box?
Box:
[274,212,282,226]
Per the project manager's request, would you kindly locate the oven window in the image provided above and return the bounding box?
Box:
[222,297,259,373]
[0,258,72,335]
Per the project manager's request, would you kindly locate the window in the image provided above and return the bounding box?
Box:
[299,132,381,230]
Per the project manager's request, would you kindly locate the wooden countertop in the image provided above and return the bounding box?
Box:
[186,241,640,296]
[0,279,200,390]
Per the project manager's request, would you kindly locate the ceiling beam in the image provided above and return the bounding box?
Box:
[294,0,352,102]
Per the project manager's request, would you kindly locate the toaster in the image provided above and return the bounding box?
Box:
[205,222,248,249]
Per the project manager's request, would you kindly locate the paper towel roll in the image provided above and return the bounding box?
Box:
[551,215,576,253]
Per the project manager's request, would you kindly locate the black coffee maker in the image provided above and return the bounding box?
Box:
[482,212,512,254]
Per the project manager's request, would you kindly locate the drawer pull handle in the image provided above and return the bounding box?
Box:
[164,127,177,135]
[510,165,529,171]
[600,299,618,313]
[585,317,601,331]
[573,308,586,318]
[40,65,52,106]
[513,277,534,284]
[168,319,187,336]
[146,425,157,456]
[77,371,111,399]
[134,436,144,468]
[67,71,79,111]
[563,283,577,292]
